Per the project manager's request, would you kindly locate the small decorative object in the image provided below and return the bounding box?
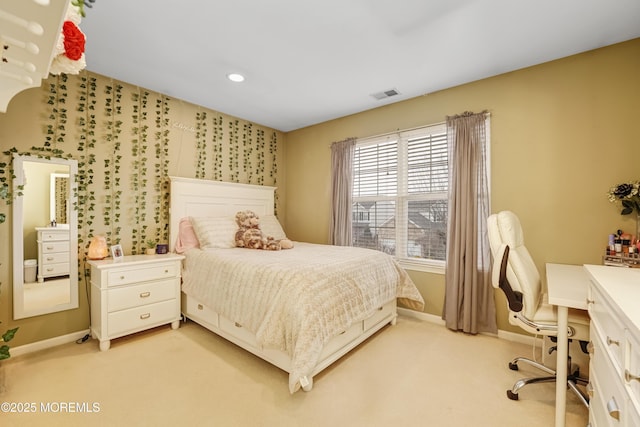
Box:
[156,243,168,254]
[88,235,109,260]
[111,244,123,260]
[234,210,293,251]
[608,180,640,238]
[145,239,157,255]
[49,1,89,75]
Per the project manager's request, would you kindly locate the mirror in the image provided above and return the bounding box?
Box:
[12,155,79,319]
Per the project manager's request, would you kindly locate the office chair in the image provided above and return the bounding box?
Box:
[487,211,589,407]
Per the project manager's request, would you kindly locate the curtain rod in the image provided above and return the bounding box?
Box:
[359,111,490,141]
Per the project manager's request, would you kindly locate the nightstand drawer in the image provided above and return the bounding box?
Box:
[41,241,69,253]
[108,278,178,312]
[108,299,178,337]
[42,252,69,265]
[107,263,178,287]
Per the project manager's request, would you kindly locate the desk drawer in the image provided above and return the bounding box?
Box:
[589,282,625,371]
[108,299,177,337]
[108,279,177,312]
[625,329,640,415]
[107,263,178,287]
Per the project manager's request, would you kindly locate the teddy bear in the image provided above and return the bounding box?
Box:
[234,210,293,250]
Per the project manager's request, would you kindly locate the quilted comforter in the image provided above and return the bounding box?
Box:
[181,242,424,393]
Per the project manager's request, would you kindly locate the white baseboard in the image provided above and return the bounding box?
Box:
[397,307,542,346]
[9,311,542,359]
[10,329,90,358]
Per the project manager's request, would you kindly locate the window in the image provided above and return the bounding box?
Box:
[352,124,448,269]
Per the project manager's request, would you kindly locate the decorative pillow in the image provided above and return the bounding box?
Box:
[260,215,288,240]
[175,217,200,254]
[190,216,237,249]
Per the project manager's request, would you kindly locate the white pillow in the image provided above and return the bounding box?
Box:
[190,216,237,248]
[260,215,288,240]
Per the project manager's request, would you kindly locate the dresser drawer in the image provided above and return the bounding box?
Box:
[625,329,640,415]
[41,251,69,265]
[41,241,69,253]
[108,278,178,312]
[589,282,625,371]
[40,231,69,241]
[40,262,69,277]
[107,299,178,337]
[591,328,627,425]
[107,262,179,287]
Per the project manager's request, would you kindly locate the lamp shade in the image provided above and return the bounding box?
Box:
[88,235,108,260]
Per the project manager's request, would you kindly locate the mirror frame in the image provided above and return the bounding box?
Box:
[12,154,79,319]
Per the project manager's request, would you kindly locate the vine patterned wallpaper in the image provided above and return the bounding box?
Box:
[0,70,284,277]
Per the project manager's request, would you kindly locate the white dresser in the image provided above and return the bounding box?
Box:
[88,254,185,351]
[584,265,640,426]
[36,226,70,282]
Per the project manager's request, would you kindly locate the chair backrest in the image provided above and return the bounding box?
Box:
[487,211,542,319]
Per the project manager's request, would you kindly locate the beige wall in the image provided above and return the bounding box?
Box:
[1,39,638,347]
[284,39,640,333]
[0,72,285,347]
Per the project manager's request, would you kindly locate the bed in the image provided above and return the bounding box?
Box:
[169,176,424,393]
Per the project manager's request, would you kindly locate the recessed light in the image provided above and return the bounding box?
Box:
[227,73,245,83]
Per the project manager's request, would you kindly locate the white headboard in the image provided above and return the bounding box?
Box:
[169,176,276,252]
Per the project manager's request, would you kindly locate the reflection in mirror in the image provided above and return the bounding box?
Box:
[51,173,70,226]
[12,155,79,319]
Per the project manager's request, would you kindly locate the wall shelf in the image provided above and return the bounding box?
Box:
[0,0,68,112]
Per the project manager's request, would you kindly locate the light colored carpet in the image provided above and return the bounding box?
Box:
[0,316,588,426]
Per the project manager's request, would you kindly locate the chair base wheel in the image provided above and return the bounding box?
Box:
[507,390,519,400]
[508,362,518,371]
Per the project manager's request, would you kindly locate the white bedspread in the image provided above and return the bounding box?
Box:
[181,242,424,393]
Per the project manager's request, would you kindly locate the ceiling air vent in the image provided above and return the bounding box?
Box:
[371,88,400,100]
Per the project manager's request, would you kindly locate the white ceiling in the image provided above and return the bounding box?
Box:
[80,0,640,132]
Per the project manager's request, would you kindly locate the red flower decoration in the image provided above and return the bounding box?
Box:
[62,21,85,61]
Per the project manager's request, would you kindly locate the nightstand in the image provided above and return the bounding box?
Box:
[88,253,185,351]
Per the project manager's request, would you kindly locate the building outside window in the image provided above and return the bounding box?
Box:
[352,124,449,268]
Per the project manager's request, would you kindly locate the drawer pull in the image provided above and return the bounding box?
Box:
[586,298,594,305]
[606,397,620,420]
[139,291,151,298]
[46,257,54,261]
[625,369,640,383]
[140,313,151,320]
[120,276,125,280]
[46,246,54,250]
[165,269,169,273]
[234,322,242,328]
[586,382,594,398]
[46,268,54,272]
[606,336,620,347]
[197,304,204,310]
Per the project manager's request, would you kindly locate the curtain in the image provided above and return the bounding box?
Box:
[442,111,497,334]
[330,137,356,246]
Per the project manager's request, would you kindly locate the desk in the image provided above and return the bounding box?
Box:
[546,263,589,427]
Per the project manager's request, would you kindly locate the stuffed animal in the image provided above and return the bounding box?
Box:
[234,210,293,250]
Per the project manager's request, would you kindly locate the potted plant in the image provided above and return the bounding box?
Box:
[145,239,157,255]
